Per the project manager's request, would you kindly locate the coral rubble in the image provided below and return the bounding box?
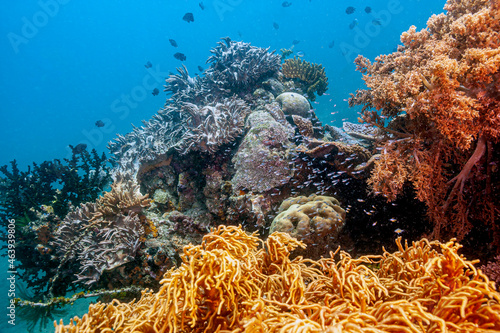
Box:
[349,0,500,243]
[54,225,500,332]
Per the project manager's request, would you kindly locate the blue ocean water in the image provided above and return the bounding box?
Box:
[0,0,445,332]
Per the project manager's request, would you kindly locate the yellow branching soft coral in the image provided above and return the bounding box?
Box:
[55,225,500,333]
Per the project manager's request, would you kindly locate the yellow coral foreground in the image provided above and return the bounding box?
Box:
[55,225,500,332]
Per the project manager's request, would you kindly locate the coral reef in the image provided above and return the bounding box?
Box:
[94,173,150,218]
[109,38,281,176]
[231,111,295,193]
[297,137,373,178]
[481,255,500,291]
[177,97,251,154]
[205,37,281,94]
[270,194,346,250]
[0,148,110,296]
[0,148,110,223]
[282,56,329,100]
[55,225,500,332]
[275,92,311,117]
[348,0,500,243]
[51,174,151,287]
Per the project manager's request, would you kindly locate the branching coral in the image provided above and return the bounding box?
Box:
[349,0,500,242]
[55,225,500,332]
[282,56,329,100]
[205,37,281,93]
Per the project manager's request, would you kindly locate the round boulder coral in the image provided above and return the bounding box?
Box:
[270,195,345,246]
[275,92,311,117]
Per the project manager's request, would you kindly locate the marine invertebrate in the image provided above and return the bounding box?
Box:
[0,148,110,224]
[342,121,383,143]
[291,115,314,137]
[349,0,500,242]
[270,194,346,247]
[282,56,329,100]
[109,38,281,173]
[73,212,144,285]
[296,137,373,178]
[205,37,281,93]
[275,92,311,117]
[176,97,251,154]
[94,173,150,219]
[481,255,500,290]
[0,148,110,298]
[231,111,295,193]
[55,225,500,332]
[107,110,185,178]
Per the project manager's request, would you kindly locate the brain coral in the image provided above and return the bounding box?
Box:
[270,194,346,246]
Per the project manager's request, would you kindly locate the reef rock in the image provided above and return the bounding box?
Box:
[275,92,311,117]
[231,111,295,193]
[270,194,346,247]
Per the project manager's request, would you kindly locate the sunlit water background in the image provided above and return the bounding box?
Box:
[0,0,444,331]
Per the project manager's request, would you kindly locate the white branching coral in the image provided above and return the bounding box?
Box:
[177,97,251,154]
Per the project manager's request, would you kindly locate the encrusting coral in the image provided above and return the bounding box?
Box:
[55,225,500,332]
[282,56,329,101]
[231,111,295,193]
[348,0,500,243]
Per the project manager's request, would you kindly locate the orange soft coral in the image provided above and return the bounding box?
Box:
[349,0,500,243]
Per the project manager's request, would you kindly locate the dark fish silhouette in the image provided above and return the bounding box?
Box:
[71,143,87,154]
[152,88,159,96]
[95,120,105,128]
[174,52,187,61]
[365,6,372,14]
[349,19,358,29]
[273,22,279,30]
[144,61,152,69]
[199,2,205,10]
[282,1,292,7]
[182,13,194,23]
[292,39,300,45]
[237,31,242,37]
[345,6,355,14]
[198,65,204,72]
[328,40,335,48]
[372,19,382,26]
[169,39,178,47]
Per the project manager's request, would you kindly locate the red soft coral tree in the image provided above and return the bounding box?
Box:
[349,0,500,243]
